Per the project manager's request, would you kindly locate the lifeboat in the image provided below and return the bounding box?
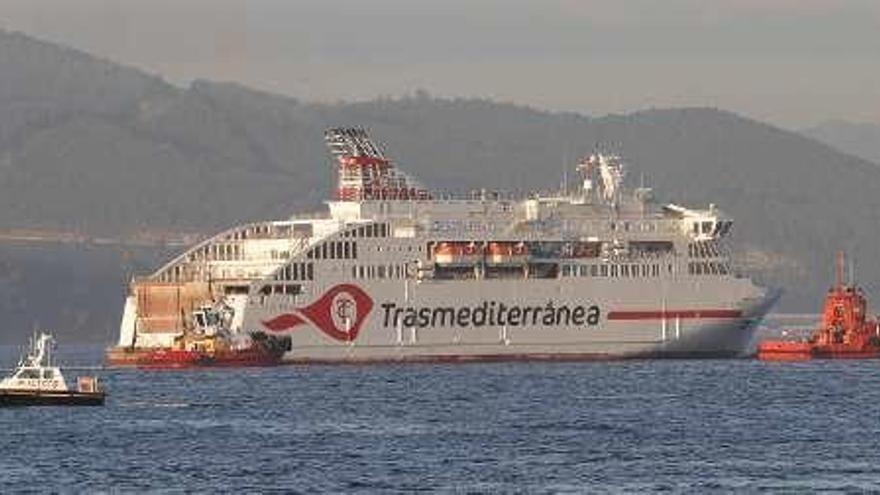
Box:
[433,242,484,265]
[758,252,880,361]
[486,242,529,264]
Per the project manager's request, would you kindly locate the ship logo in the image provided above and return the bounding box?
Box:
[261,284,374,342]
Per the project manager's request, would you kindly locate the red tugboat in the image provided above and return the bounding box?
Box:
[134,331,290,369]
[107,304,290,369]
[758,252,880,360]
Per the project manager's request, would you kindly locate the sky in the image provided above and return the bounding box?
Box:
[2,0,879,128]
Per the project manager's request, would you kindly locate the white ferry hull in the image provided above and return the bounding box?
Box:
[247,279,779,363]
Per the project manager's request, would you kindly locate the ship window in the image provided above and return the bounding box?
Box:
[366,225,374,238]
[621,265,629,277]
[590,265,599,277]
[693,222,699,234]
[307,263,314,280]
[610,265,619,277]
[580,265,589,277]
[562,265,571,277]
[702,221,713,234]
[352,242,358,259]
[307,249,314,259]
[600,265,609,277]
[378,266,387,278]
[337,242,344,259]
[344,242,351,259]
[652,264,659,277]
[18,369,40,379]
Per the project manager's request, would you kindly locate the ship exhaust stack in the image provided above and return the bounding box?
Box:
[324,127,430,201]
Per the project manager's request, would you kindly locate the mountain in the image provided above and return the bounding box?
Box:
[2,29,880,331]
[800,120,880,166]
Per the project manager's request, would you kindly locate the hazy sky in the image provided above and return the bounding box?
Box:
[2,0,879,128]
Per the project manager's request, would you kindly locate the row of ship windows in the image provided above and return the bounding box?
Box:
[429,220,662,233]
[259,283,302,296]
[688,261,730,276]
[275,262,315,281]
[351,264,411,280]
[688,242,722,259]
[187,243,242,262]
[341,223,389,238]
[307,241,358,260]
[561,263,665,278]
[608,221,658,233]
[561,262,731,278]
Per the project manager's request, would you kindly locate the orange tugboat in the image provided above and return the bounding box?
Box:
[758,252,880,360]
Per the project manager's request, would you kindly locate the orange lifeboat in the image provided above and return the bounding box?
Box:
[486,242,529,264]
[758,252,880,360]
[433,242,484,265]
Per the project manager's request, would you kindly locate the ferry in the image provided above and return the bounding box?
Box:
[107,128,779,365]
[2,333,105,406]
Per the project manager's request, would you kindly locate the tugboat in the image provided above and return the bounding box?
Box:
[122,303,289,369]
[758,253,880,360]
[0,333,105,406]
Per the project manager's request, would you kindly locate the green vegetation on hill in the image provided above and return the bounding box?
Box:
[2,29,880,312]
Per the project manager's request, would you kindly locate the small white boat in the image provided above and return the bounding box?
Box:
[0,333,105,407]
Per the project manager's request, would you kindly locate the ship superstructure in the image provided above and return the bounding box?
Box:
[108,128,779,364]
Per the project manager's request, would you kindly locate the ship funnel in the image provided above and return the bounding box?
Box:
[324,127,430,201]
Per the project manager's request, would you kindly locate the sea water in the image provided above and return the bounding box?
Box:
[2,347,880,492]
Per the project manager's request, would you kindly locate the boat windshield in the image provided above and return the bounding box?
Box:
[17,369,40,379]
